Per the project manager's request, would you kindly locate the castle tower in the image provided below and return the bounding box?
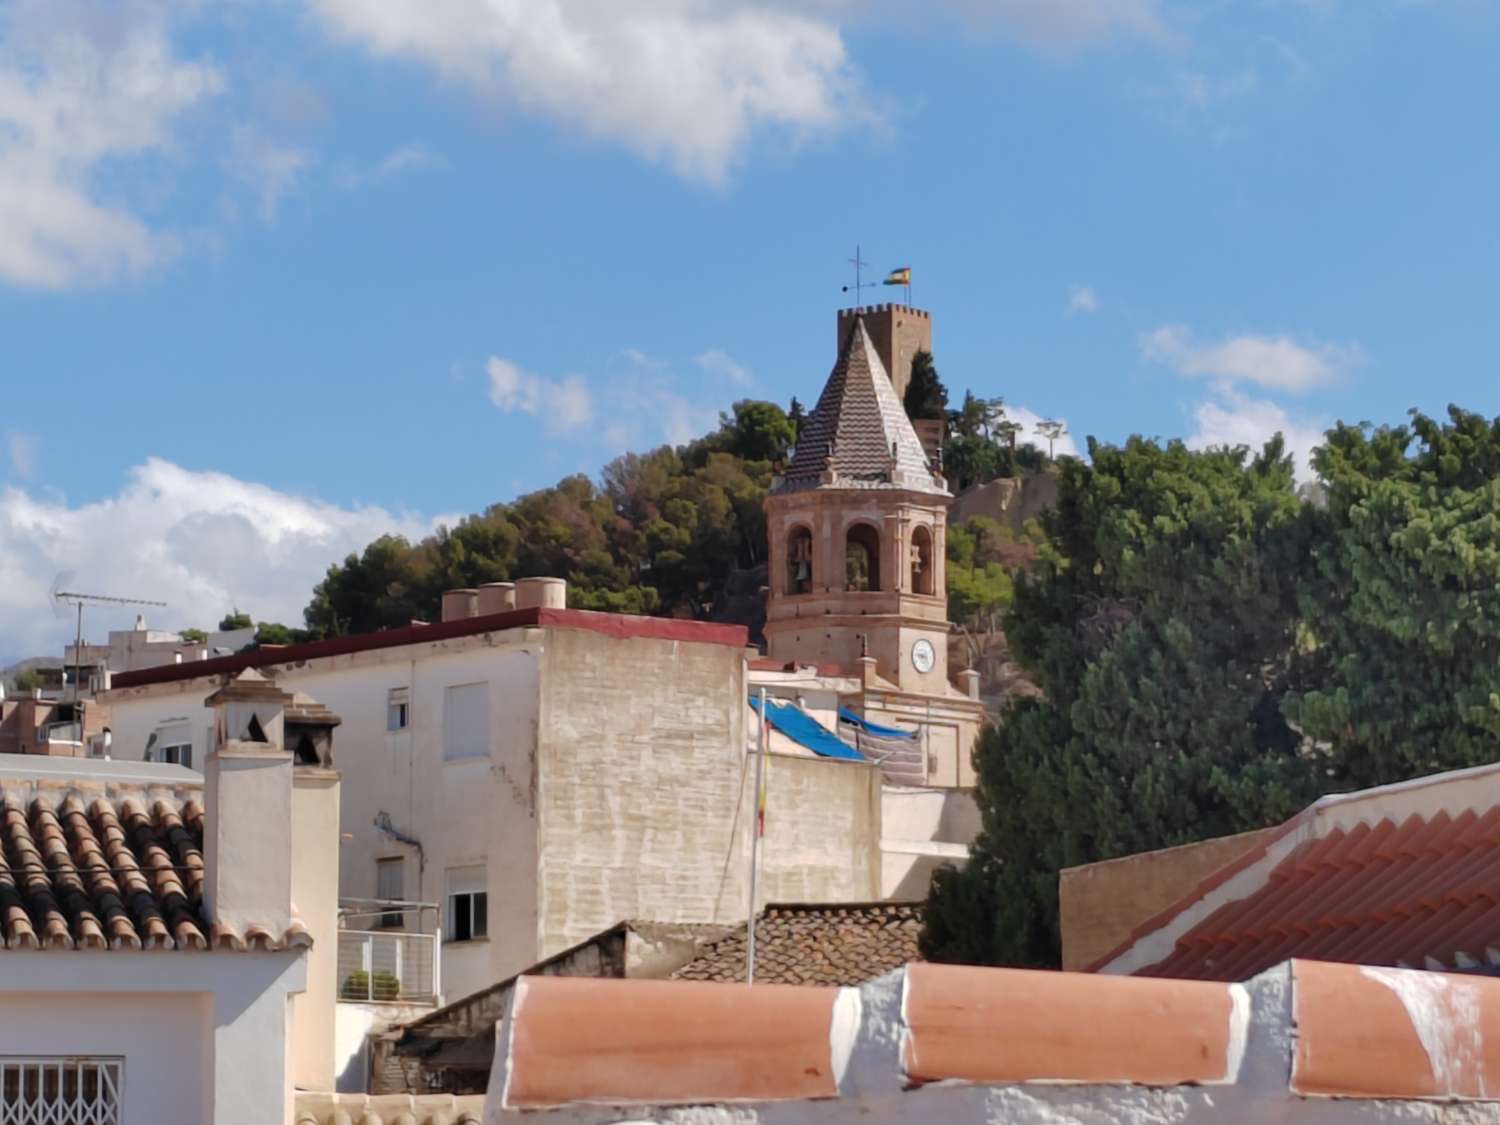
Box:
[835,303,931,402]
[766,311,985,785]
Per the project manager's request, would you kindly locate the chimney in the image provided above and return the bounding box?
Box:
[202,669,296,937]
[441,588,479,622]
[476,582,517,615]
[958,668,981,701]
[290,735,342,1090]
[515,577,567,609]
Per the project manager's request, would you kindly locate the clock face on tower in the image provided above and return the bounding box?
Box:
[911,638,936,674]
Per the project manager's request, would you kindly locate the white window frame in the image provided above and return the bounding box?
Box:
[0,1056,123,1124]
[386,686,410,732]
[149,721,193,769]
[446,866,488,943]
[442,682,490,761]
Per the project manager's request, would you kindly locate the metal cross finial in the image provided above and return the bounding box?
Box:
[842,244,875,301]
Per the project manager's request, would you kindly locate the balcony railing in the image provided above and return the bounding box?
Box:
[337,899,441,1006]
[337,929,439,1005]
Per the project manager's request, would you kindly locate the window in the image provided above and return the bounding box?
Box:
[845,522,881,592]
[160,744,192,769]
[376,857,404,928]
[443,683,489,761]
[786,526,814,594]
[386,687,410,732]
[0,1057,122,1124]
[148,722,193,769]
[446,866,488,943]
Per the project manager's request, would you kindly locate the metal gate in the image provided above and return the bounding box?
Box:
[0,1058,122,1125]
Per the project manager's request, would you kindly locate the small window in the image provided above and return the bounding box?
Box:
[387,687,410,732]
[446,866,488,942]
[0,1057,123,1121]
[161,744,193,769]
[376,857,405,928]
[443,683,489,761]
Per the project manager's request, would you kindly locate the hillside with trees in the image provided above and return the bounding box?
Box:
[921,407,1500,968]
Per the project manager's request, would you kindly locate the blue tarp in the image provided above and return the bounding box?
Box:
[838,707,918,740]
[750,696,866,761]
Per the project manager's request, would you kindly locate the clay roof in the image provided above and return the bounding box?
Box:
[111,607,749,691]
[671,901,923,986]
[494,958,1500,1112]
[1094,761,1500,979]
[775,317,947,496]
[294,1095,482,1124]
[0,772,308,952]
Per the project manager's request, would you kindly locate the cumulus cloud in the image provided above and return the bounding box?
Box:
[0,458,441,658]
[1066,284,1099,315]
[487,356,593,431]
[0,0,223,289]
[1187,387,1325,480]
[1140,324,1360,393]
[1005,405,1080,459]
[695,349,754,387]
[304,0,864,183]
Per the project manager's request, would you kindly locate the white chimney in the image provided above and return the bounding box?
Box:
[203,669,296,937]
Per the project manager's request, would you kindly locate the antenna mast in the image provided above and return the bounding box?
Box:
[52,585,168,703]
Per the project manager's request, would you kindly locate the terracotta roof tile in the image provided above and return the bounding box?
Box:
[0,783,302,953]
[1114,768,1500,979]
[502,975,839,1108]
[670,901,923,986]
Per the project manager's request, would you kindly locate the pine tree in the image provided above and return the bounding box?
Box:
[903,350,948,420]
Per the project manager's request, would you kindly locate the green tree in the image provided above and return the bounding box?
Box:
[13,667,43,693]
[903,350,949,421]
[219,611,253,631]
[923,435,1320,967]
[1285,406,1500,788]
[180,628,207,643]
[787,397,807,442]
[255,622,311,646]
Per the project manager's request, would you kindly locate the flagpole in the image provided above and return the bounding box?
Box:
[747,687,768,984]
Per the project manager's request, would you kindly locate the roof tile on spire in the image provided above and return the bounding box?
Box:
[775,317,947,496]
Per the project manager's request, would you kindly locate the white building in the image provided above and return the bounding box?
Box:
[101,581,888,1006]
[0,669,341,1124]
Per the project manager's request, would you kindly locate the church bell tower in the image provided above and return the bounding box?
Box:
[764,308,956,699]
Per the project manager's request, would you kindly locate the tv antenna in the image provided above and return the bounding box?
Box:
[49,574,167,702]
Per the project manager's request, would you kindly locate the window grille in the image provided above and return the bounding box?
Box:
[0,1057,122,1125]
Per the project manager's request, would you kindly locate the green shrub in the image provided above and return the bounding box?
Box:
[341,969,401,1001]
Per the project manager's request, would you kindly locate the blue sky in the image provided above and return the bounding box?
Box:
[2,0,1499,655]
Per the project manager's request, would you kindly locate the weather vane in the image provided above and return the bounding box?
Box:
[842,244,876,302]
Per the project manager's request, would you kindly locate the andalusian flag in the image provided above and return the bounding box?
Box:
[883,266,911,286]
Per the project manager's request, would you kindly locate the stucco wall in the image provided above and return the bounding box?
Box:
[1059,826,1279,971]
[292,768,341,1090]
[756,754,880,906]
[534,629,750,958]
[0,950,303,1125]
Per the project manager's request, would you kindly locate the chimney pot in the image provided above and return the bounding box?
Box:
[515,576,567,610]
[441,588,479,622]
[477,582,517,615]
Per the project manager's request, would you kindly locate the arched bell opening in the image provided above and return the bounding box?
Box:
[786,526,814,594]
[845,522,882,592]
[910,524,935,596]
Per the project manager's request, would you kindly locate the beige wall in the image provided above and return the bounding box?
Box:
[291,767,341,1090]
[534,629,750,957]
[756,754,881,906]
[1059,827,1279,971]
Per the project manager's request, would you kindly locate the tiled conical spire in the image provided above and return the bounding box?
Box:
[775,317,947,496]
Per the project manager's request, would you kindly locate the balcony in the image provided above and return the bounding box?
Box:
[337,900,441,1006]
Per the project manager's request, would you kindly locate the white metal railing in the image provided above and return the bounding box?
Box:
[0,1057,122,1124]
[337,930,439,1004]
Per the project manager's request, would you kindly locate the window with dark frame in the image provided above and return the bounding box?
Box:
[386,687,410,732]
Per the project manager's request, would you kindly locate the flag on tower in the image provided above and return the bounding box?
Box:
[883,266,911,286]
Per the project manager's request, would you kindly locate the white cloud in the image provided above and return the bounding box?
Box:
[226,125,312,222]
[1005,405,1080,459]
[486,356,593,431]
[0,0,223,289]
[5,433,38,481]
[1066,283,1099,315]
[305,0,864,183]
[1187,387,1325,480]
[0,458,441,658]
[1140,324,1360,393]
[695,348,754,387]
